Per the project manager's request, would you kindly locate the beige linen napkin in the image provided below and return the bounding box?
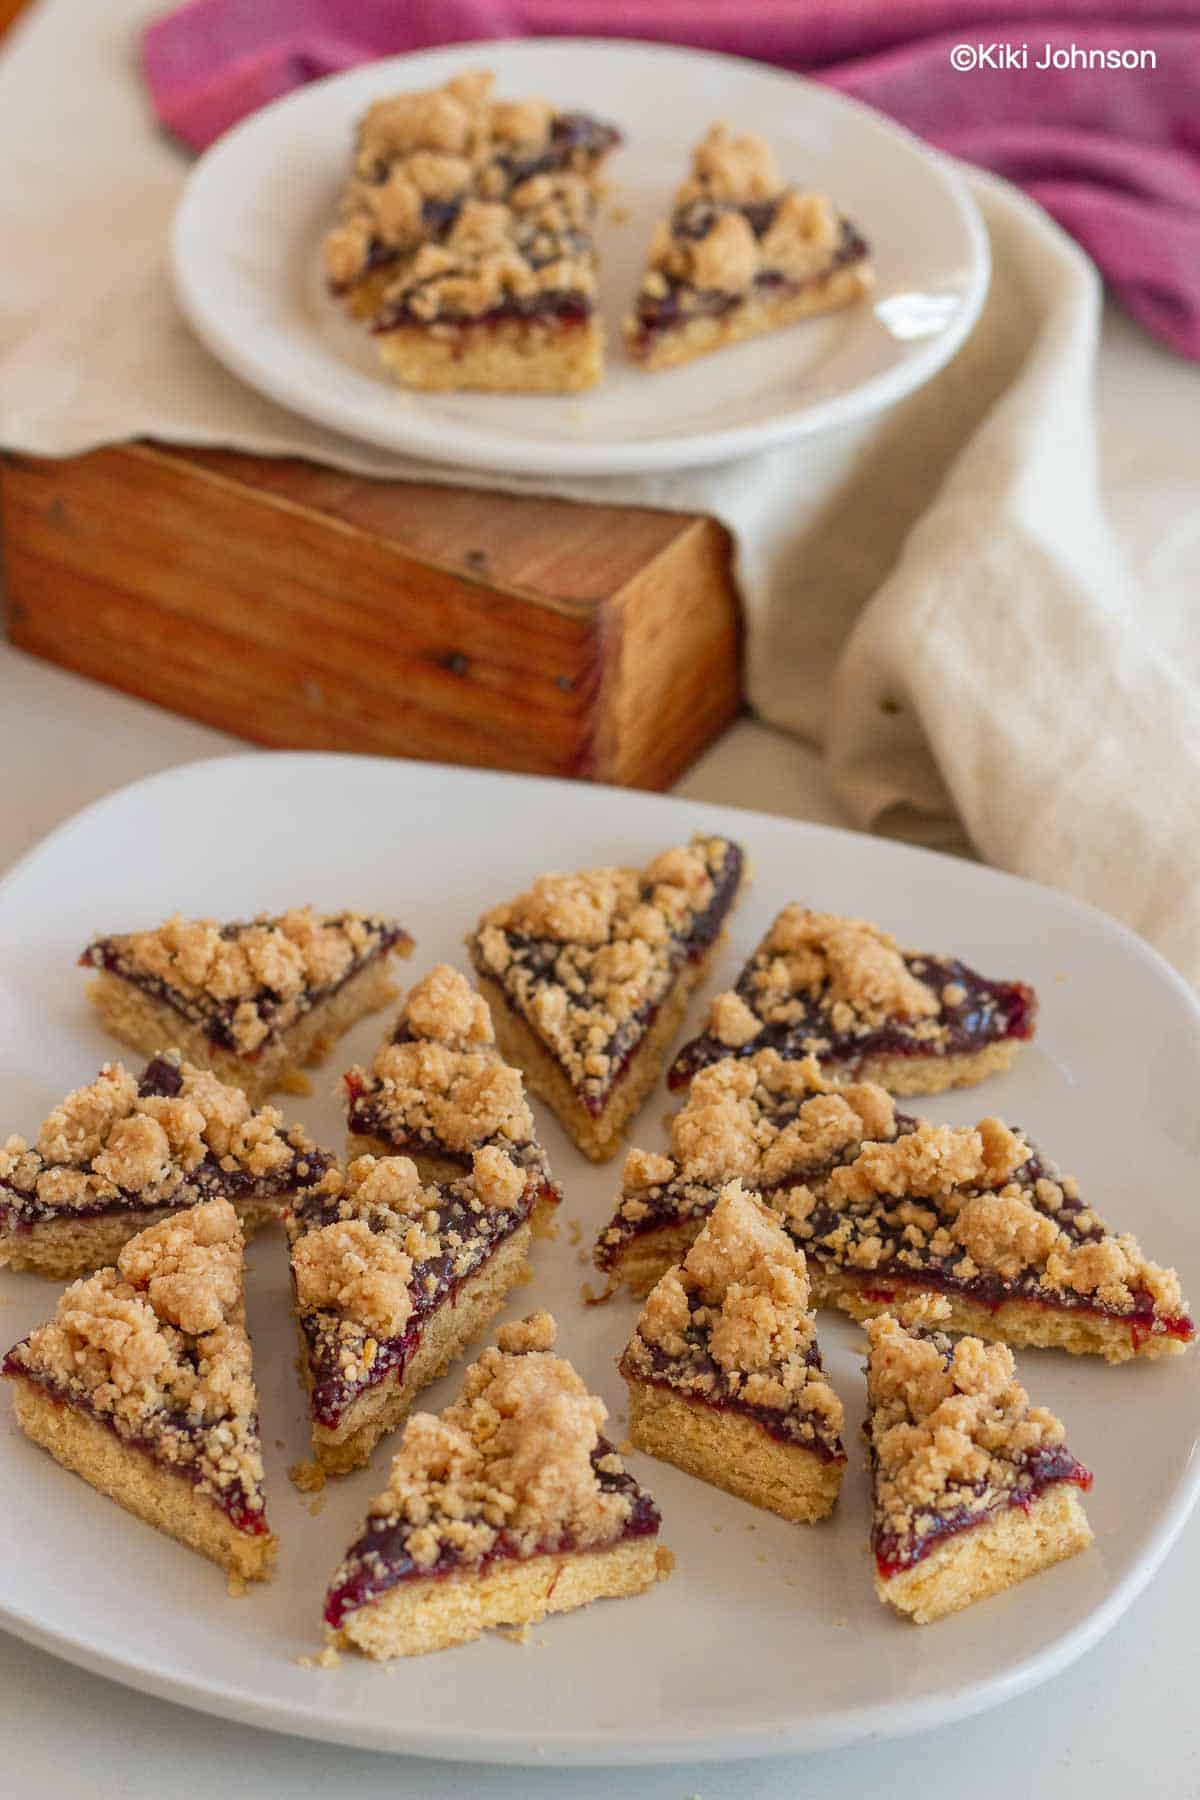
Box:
[2,0,1199,982]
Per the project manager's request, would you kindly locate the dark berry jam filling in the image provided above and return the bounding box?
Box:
[80,921,410,1061]
[324,1438,655,1629]
[871,1441,1092,1579]
[668,953,1036,1091]
[374,289,593,334]
[2,1361,269,1536]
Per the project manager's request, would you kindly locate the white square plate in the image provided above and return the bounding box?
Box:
[0,753,1196,1765]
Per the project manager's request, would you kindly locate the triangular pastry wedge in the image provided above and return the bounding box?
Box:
[866,1306,1093,1623]
[669,903,1036,1096]
[625,123,872,371]
[82,905,412,1106]
[620,1183,845,1522]
[595,1051,1194,1363]
[324,1312,671,1658]
[3,1199,276,1583]
[466,834,745,1161]
[0,1052,327,1279]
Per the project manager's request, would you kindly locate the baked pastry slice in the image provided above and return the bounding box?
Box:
[82,906,413,1105]
[620,1182,845,1522]
[0,1052,326,1279]
[669,903,1036,1095]
[866,1307,1093,1623]
[467,835,745,1161]
[625,123,872,372]
[343,963,560,1217]
[596,1051,1195,1363]
[287,1149,557,1474]
[3,1199,276,1583]
[324,1311,671,1658]
[324,70,620,392]
[596,1049,897,1296]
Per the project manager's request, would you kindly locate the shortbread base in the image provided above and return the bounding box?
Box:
[626,1376,843,1523]
[815,1265,1189,1364]
[304,1222,534,1475]
[87,955,404,1105]
[844,1039,1024,1097]
[333,1535,672,1659]
[876,1482,1092,1625]
[375,316,604,393]
[476,953,721,1164]
[0,1194,279,1281]
[627,260,873,372]
[8,1375,276,1583]
[599,1227,1185,1361]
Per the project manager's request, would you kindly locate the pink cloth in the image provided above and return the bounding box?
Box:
[142,0,1200,358]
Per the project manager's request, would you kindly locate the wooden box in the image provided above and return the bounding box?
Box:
[0,444,742,790]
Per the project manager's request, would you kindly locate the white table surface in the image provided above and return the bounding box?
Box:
[3,303,1199,1796]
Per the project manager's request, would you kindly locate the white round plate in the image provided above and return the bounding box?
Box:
[171,39,990,476]
[1,755,1196,1766]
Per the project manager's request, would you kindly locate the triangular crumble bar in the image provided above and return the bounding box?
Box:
[866,1306,1093,1623]
[620,1182,845,1522]
[3,1199,276,1583]
[624,124,873,372]
[286,1149,557,1474]
[324,1311,670,1658]
[669,904,1036,1095]
[325,71,621,393]
[595,1050,1194,1363]
[343,963,560,1216]
[82,905,413,1106]
[0,1052,328,1279]
[466,834,745,1161]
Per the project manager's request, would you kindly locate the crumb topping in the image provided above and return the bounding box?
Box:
[469,835,739,1106]
[623,1183,844,1451]
[288,1152,539,1422]
[597,1058,1187,1330]
[0,1054,314,1225]
[344,967,556,1205]
[399,964,493,1048]
[5,1200,267,1514]
[669,903,1037,1083]
[631,124,853,322]
[83,907,407,1057]
[325,70,619,320]
[347,1313,636,1573]
[866,1313,1083,1565]
[494,1309,556,1355]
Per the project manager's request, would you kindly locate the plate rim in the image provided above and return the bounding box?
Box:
[170,36,992,478]
[1,749,1197,1767]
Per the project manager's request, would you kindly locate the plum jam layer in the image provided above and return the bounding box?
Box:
[669,955,1036,1089]
[871,1442,1092,1578]
[324,1439,657,1629]
[81,923,411,1060]
[2,1364,270,1536]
